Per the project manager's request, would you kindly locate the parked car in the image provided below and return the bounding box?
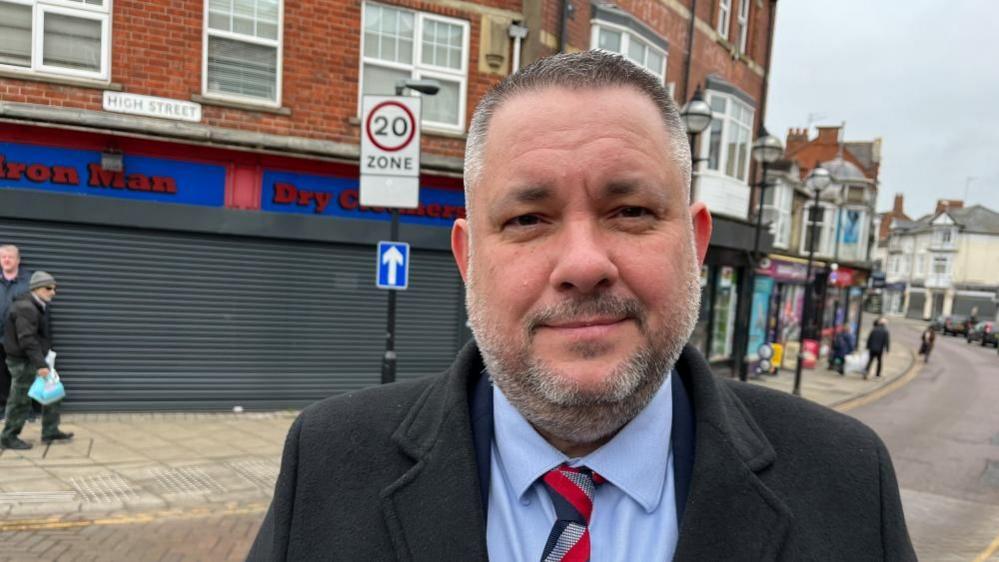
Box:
[966,321,998,347]
[941,314,970,336]
[928,315,947,332]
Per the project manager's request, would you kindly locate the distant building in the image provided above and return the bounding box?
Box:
[748,125,881,361]
[884,201,999,320]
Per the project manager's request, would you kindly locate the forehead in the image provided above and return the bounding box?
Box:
[0,248,17,257]
[476,86,680,200]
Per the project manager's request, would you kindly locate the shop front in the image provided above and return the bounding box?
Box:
[0,125,470,411]
[688,215,772,377]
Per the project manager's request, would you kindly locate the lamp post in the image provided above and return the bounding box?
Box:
[792,166,831,395]
[734,127,784,381]
[680,86,712,200]
[380,78,439,385]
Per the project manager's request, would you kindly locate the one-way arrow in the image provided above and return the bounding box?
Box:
[382,245,405,286]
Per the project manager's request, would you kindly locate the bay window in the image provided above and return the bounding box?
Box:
[205,0,283,104]
[360,2,469,132]
[800,203,835,257]
[762,182,792,249]
[591,21,666,82]
[702,92,753,182]
[0,0,110,80]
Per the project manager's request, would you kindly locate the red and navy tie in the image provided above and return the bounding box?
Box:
[540,464,605,562]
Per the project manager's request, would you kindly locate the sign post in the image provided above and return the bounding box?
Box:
[361,95,421,385]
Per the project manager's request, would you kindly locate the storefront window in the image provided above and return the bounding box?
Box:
[709,266,738,360]
[689,265,711,353]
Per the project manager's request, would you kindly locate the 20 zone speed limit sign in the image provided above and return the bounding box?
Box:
[360,95,422,209]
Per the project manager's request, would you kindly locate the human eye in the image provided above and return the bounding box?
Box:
[503,214,543,228]
[616,206,652,218]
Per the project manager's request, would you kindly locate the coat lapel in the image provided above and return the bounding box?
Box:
[379,344,490,562]
[672,346,794,561]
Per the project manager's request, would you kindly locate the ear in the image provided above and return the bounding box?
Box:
[451,218,470,283]
[689,201,712,264]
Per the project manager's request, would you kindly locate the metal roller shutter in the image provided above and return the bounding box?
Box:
[952,297,996,318]
[1,217,465,411]
[905,292,925,319]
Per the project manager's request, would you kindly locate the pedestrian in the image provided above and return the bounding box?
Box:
[247,51,914,561]
[919,325,935,363]
[1,271,73,450]
[0,245,32,417]
[865,318,891,379]
[831,326,855,375]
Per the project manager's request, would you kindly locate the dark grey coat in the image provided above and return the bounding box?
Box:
[247,343,915,561]
[0,269,32,340]
[867,325,891,354]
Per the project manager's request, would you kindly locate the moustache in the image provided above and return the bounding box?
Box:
[526,295,646,334]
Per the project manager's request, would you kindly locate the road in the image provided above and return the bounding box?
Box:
[850,318,999,561]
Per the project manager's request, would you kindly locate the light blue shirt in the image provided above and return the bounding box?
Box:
[486,373,677,562]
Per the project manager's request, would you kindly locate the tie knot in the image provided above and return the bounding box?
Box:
[542,464,604,524]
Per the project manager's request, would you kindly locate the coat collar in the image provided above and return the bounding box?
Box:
[671,345,793,561]
[379,343,490,562]
[380,342,793,561]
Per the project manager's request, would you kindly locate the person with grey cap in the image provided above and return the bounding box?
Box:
[1,271,73,450]
[0,244,33,415]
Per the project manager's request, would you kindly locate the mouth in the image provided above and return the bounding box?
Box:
[537,316,631,340]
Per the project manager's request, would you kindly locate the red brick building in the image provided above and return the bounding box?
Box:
[0,0,778,409]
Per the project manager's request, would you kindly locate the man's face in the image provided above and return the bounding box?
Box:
[0,248,19,275]
[35,286,56,303]
[452,86,711,443]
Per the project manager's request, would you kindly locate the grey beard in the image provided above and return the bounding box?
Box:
[468,259,701,445]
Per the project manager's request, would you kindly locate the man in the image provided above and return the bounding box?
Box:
[0,245,32,415]
[865,318,891,379]
[248,51,914,561]
[1,271,73,450]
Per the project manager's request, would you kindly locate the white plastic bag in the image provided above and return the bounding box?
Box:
[844,350,869,374]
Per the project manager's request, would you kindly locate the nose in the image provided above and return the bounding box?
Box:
[548,219,619,294]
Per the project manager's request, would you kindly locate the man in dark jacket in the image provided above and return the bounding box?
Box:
[865,318,891,379]
[1,271,73,450]
[249,51,914,561]
[0,245,32,414]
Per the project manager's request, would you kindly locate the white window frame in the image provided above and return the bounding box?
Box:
[736,0,749,53]
[358,2,470,134]
[932,256,950,275]
[589,21,667,83]
[201,0,284,108]
[762,182,791,249]
[0,0,111,81]
[701,91,754,183]
[799,202,835,257]
[717,0,731,37]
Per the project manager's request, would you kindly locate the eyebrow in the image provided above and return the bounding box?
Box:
[497,185,554,208]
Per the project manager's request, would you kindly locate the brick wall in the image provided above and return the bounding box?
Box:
[1,0,774,162]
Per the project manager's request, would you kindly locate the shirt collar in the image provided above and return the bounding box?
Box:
[492,371,673,513]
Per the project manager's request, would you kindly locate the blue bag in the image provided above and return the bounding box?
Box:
[28,373,66,405]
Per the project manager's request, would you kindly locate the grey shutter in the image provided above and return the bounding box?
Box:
[0,217,464,411]
[905,292,925,320]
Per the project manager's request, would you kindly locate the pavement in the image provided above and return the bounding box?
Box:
[748,319,918,411]
[0,321,921,560]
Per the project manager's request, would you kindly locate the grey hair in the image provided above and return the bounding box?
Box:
[463,49,692,215]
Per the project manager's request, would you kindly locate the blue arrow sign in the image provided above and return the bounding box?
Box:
[377,241,410,290]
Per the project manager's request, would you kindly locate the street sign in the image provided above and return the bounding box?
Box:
[377,241,410,290]
[360,95,421,209]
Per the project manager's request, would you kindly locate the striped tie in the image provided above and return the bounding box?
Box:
[540,464,605,562]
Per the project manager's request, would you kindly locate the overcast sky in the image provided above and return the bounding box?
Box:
[766,1,999,219]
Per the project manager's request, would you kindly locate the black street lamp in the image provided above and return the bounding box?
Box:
[792,165,831,396]
[680,86,712,200]
[734,126,783,381]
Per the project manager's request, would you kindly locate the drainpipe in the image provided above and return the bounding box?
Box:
[509,22,528,73]
[681,0,699,100]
